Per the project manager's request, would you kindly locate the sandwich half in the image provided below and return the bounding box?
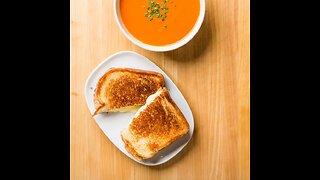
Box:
[121,87,190,159]
[93,68,164,115]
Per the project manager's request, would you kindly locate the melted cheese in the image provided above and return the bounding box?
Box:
[133,89,162,119]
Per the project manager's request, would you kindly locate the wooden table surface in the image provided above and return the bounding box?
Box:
[71,0,250,179]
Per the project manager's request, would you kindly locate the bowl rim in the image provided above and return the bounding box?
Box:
[114,0,206,52]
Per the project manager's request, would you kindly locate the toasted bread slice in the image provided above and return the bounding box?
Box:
[121,87,189,159]
[93,68,164,115]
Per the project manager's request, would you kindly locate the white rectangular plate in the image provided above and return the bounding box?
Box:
[84,51,194,166]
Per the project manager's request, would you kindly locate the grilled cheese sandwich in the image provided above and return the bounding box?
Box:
[121,87,189,159]
[93,68,164,115]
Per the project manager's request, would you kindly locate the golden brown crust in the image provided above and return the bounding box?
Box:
[161,88,190,132]
[93,68,164,115]
[121,133,144,160]
[93,88,105,116]
[130,88,189,138]
[107,74,161,109]
[123,87,189,159]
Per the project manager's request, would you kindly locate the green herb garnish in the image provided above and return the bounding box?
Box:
[144,0,169,23]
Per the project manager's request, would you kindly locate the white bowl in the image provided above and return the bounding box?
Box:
[114,0,206,52]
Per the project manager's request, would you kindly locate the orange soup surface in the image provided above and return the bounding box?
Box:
[120,0,200,46]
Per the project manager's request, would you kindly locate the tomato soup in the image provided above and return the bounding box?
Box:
[120,0,200,46]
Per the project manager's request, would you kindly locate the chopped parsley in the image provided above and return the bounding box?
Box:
[144,0,169,22]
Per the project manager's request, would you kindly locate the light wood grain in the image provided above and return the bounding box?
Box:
[71,0,250,179]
